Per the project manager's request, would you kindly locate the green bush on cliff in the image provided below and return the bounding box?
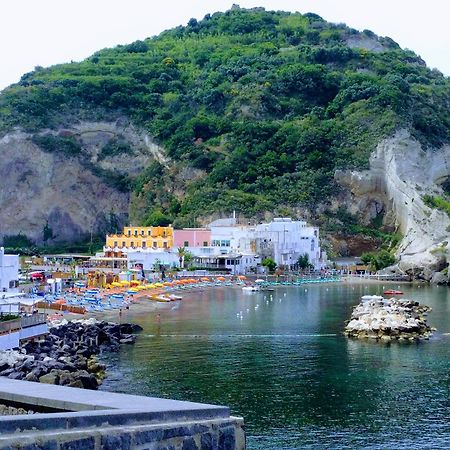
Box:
[360,249,396,271]
[423,195,450,218]
[1,7,450,225]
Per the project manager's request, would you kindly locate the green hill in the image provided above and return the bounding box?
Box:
[1,6,449,231]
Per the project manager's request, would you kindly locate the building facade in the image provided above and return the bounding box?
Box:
[0,247,19,292]
[255,218,322,269]
[105,226,174,252]
[173,229,211,249]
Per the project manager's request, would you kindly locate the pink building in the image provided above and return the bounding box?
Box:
[173,228,211,248]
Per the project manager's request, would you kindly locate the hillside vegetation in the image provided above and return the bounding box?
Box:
[1,6,450,228]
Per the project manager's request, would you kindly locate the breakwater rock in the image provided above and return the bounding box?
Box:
[0,319,142,389]
[344,295,433,342]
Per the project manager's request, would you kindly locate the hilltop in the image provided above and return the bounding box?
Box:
[1,6,450,279]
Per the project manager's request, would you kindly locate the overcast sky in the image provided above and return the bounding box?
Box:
[1,0,449,90]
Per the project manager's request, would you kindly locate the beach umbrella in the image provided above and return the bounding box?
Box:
[163,281,173,286]
[128,288,139,293]
[54,299,66,305]
[126,290,136,295]
[74,281,85,288]
[110,294,124,300]
[120,280,130,286]
[217,277,226,281]
[255,279,265,283]
[201,277,210,281]
[111,281,122,287]
[154,282,164,287]
[237,275,247,280]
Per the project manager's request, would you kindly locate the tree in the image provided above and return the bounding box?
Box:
[144,210,172,226]
[297,253,313,270]
[177,247,194,269]
[43,221,54,243]
[262,257,277,273]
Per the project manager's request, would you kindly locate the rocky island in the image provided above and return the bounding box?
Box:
[0,319,142,389]
[344,295,433,342]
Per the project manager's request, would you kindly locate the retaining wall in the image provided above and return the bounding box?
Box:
[0,378,245,450]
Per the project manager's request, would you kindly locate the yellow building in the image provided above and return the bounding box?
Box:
[105,226,174,251]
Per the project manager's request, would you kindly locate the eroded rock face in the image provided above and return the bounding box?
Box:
[0,121,168,244]
[335,130,450,280]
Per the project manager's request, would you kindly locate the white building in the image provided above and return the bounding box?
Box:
[0,247,19,292]
[127,249,179,272]
[255,218,322,269]
[203,217,324,272]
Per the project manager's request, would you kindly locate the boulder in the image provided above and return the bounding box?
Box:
[39,373,59,385]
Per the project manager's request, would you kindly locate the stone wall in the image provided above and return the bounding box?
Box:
[0,378,245,450]
[0,417,245,450]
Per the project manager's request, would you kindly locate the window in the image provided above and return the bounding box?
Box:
[122,241,126,248]
[142,241,146,248]
[148,230,151,236]
[163,242,168,249]
[114,241,118,247]
[134,230,138,236]
[141,230,145,236]
[212,240,220,247]
[127,230,131,236]
[203,241,208,246]
[131,241,134,248]
[184,241,189,247]
[163,231,166,238]
[311,239,315,251]
[153,241,157,248]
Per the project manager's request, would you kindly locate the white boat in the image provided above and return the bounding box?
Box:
[242,286,260,292]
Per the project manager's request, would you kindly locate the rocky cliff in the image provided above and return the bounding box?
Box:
[335,130,450,280]
[0,120,165,244]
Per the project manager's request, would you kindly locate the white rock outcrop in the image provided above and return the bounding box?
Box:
[345,295,433,341]
[336,130,450,280]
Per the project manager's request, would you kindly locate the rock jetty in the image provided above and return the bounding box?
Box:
[0,319,142,389]
[344,295,433,342]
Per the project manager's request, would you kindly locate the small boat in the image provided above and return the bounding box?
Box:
[149,294,177,302]
[384,290,403,295]
[242,286,260,292]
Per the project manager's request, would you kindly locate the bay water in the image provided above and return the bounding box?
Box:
[100,282,450,449]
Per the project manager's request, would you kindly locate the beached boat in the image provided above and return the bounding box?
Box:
[149,293,182,302]
[384,290,404,295]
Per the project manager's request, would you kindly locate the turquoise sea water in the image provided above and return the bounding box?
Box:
[100,282,450,449]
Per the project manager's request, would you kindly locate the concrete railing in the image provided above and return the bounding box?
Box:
[0,378,245,449]
[20,313,46,328]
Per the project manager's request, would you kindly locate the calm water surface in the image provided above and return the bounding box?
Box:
[100,283,450,449]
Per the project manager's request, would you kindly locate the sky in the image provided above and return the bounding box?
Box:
[1,0,449,90]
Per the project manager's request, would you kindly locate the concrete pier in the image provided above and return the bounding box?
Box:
[0,378,245,449]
